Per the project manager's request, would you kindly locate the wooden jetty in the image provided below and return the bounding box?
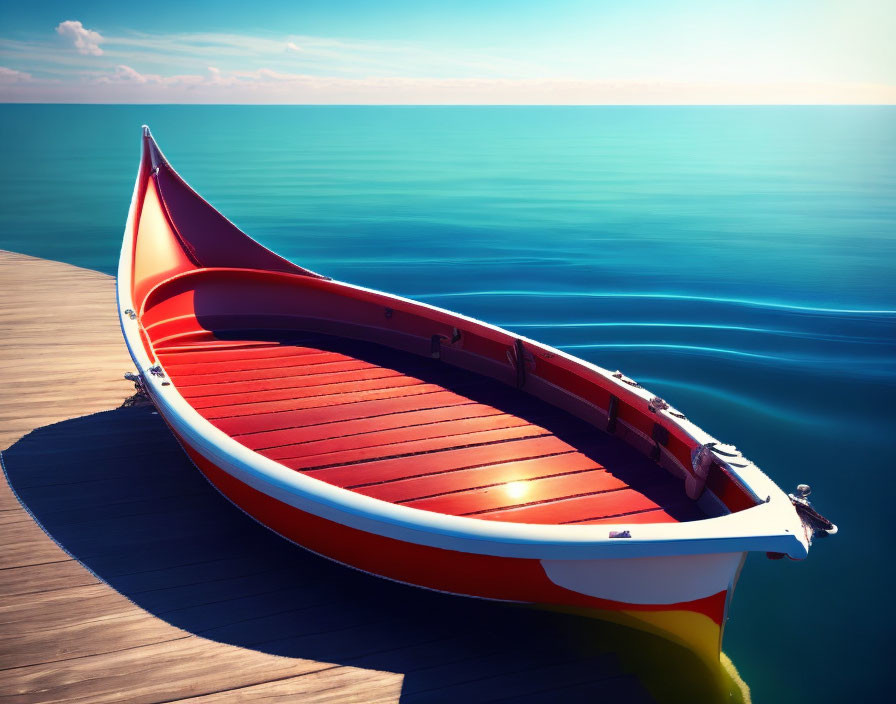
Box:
[0,250,738,703]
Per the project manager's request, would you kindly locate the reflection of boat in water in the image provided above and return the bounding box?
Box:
[118,125,835,668]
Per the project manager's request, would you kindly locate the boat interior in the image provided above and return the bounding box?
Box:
[127,140,759,527]
[154,330,706,526]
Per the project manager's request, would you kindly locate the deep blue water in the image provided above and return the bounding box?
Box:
[2,105,894,702]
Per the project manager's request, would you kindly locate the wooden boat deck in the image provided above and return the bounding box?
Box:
[158,333,704,526]
[0,250,665,703]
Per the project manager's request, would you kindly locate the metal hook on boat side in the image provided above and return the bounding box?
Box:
[433,328,464,357]
[121,371,152,407]
[507,339,534,388]
[648,396,669,413]
[147,365,171,386]
[430,334,447,358]
[606,395,619,433]
[686,442,714,499]
[789,484,838,543]
[611,370,641,388]
[123,371,144,394]
[648,395,686,420]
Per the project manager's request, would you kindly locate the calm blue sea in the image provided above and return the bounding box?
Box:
[1,104,894,702]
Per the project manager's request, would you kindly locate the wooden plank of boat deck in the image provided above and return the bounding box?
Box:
[170,351,357,385]
[161,338,453,384]
[260,412,530,461]
[177,359,379,395]
[155,340,326,362]
[192,367,489,417]
[186,367,407,408]
[154,339,287,355]
[303,435,585,487]
[276,422,552,469]
[240,403,509,451]
[354,452,609,504]
[162,352,348,376]
[199,380,445,419]
[217,388,479,436]
[0,250,656,703]
[399,467,633,516]
[470,488,674,524]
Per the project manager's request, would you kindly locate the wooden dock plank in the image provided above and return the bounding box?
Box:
[0,250,658,703]
[0,560,100,598]
[0,521,73,570]
[0,638,354,704]
[172,667,404,704]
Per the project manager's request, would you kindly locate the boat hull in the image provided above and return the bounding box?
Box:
[118,127,813,668]
[168,418,741,665]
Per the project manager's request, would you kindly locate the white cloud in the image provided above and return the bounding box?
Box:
[93,64,223,89]
[0,66,32,82]
[110,64,148,83]
[286,42,301,52]
[234,68,299,81]
[56,20,104,56]
[207,66,232,86]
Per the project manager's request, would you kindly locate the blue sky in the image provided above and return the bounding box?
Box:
[1,1,894,103]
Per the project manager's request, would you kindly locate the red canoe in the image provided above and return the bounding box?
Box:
[118,126,833,664]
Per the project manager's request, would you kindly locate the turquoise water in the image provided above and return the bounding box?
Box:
[2,104,894,702]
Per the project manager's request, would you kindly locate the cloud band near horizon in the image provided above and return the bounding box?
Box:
[0,11,894,105]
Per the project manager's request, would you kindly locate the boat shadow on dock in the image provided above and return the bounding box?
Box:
[3,406,737,703]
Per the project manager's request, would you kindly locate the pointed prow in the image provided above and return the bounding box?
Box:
[128,125,323,312]
[141,125,166,172]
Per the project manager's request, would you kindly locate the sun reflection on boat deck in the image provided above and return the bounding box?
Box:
[504,480,529,500]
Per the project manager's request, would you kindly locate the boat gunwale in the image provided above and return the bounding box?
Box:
[116,127,809,562]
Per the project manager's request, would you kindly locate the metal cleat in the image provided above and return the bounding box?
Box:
[648,396,669,413]
[789,484,838,542]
